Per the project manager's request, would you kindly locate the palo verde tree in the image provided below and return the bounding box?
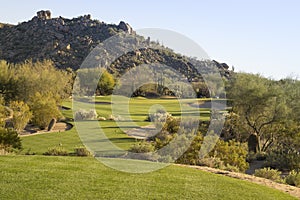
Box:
[9,101,32,132]
[29,92,62,129]
[227,73,288,153]
[97,70,115,95]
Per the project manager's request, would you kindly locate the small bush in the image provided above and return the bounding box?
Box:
[254,167,282,182]
[265,148,300,171]
[74,146,90,156]
[211,140,249,172]
[129,141,155,153]
[0,128,22,152]
[285,170,300,187]
[127,142,158,161]
[75,109,98,120]
[146,109,172,129]
[43,146,68,156]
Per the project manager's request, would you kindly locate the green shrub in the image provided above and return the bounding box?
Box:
[43,146,68,156]
[265,147,300,171]
[254,167,282,182]
[29,92,62,129]
[0,128,22,152]
[211,140,249,172]
[127,141,159,161]
[129,141,155,153]
[285,170,300,187]
[9,101,32,131]
[74,146,90,156]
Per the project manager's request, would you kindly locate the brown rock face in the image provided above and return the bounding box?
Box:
[37,10,51,20]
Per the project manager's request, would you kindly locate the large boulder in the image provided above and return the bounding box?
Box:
[37,10,51,20]
[118,21,135,34]
[47,118,57,131]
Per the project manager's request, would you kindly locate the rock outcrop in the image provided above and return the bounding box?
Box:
[37,10,52,20]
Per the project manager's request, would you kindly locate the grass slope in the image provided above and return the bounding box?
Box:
[0,156,296,200]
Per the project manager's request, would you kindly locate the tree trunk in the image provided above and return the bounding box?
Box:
[248,133,260,153]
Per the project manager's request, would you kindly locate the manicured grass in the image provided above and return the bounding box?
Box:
[6,96,297,199]
[0,156,296,200]
[21,121,138,155]
[21,128,82,155]
[22,96,212,155]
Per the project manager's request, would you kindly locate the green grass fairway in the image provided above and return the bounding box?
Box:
[0,156,296,200]
[21,96,214,155]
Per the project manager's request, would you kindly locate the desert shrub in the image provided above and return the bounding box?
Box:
[129,141,155,153]
[211,140,249,172]
[146,109,172,129]
[254,167,282,182]
[157,133,193,163]
[175,131,248,172]
[128,141,159,161]
[75,109,98,120]
[74,146,91,156]
[163,117,180,134]
[265,147,300,171]
[9,101,32,131]
[176,132,204,165]
[285,170,300,187]
[0,128,22,152]
[43,146,68,156]
[29,92,62,129]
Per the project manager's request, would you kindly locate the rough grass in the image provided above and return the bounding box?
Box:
[0,156,296,200]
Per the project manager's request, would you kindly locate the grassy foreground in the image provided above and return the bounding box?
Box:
[0,156,296,200]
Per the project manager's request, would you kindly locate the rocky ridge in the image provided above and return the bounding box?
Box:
[0,10,232,80]
[0,10,135,70]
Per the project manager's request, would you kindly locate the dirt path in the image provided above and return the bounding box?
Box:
[176,164,300,199]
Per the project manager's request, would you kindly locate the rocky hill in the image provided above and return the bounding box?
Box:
[0,10,134,70]
[0,10,232,80]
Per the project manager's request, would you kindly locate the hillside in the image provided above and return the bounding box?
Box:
[0,10,231,80]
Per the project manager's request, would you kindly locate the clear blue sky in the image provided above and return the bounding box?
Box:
[1,0,299,79]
